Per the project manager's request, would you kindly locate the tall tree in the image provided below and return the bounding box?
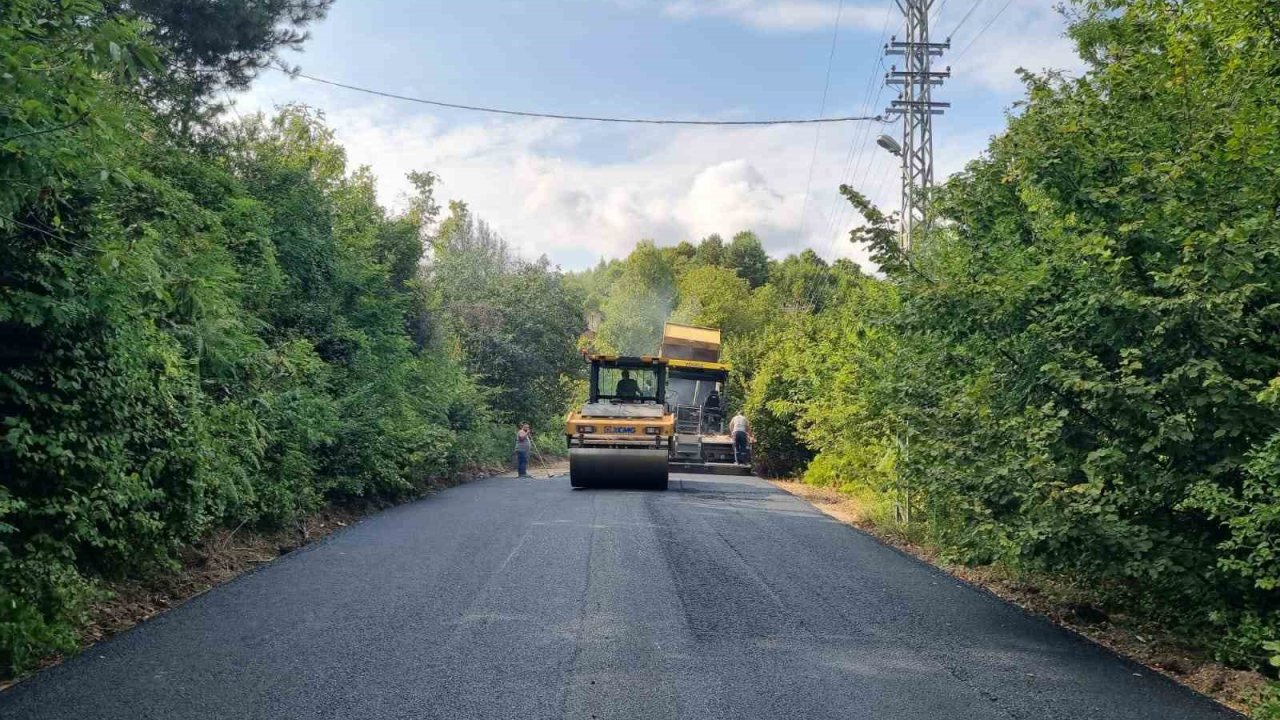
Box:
[424,203,583,425]
[596,241,676,355]
[671,265,755,337]
[694,234,726,266]
[115,0,334,130]
[726,231,770,288]
[770,249,834,311]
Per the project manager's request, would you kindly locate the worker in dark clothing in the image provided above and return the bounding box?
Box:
[704,389,721,413]
[616,370,640,399]
[702,389,723,432]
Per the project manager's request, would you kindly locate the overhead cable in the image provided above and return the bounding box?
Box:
[276,68,885,126]
[798,0,848,235]
[949,0,986,37]
[821,0,898,247]
[931,0,950,26]
[953,0,1015,59]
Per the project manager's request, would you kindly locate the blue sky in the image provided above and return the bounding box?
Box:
[238,0,1083,270]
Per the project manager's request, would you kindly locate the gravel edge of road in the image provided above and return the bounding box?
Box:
[769,479,1268,718]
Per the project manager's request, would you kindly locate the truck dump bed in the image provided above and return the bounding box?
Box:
[660,323,722,363]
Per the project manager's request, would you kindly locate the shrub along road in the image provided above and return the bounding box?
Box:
[0,474,1238,719]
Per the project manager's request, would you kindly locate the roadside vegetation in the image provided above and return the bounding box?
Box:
[800,1,1280,708]
[1,0,580,676]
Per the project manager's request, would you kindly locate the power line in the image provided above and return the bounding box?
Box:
[797,0,847,236]
[792,1,895,312]
[820,0,898,247]
[276,67,884,126]
[930,0,951,26]
[822,49,886,242]
[825,75,890,240]
[791,0,896,313]
[953,0,1014,60]
[949,0,986,37]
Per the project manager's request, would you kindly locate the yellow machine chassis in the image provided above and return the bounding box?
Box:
[565,410,674,489]
[563,412,675,439]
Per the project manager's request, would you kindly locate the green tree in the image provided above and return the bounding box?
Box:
[1,0,155,220]
[117,0,334,129]
[425,202,584,426]
[814,0,1280,671]
[694,234,726,266]
[596,241,676,355]
[705,0,1280,689]
[1,87,506,673]
[671,265,754,337]
[769,249,841,312]
[726,231,770,288]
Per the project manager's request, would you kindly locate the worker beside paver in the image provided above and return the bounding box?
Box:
[729,412,751,465]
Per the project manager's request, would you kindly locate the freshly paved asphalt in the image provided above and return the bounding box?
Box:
[1,472,1237,719]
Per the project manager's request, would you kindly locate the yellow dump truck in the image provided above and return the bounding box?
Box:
[564,355,675,489]
[660,323,751,474]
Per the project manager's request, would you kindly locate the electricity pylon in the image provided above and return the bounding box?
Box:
[884,0,949,252]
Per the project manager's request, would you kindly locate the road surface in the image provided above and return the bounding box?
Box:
[0,473,1236,719]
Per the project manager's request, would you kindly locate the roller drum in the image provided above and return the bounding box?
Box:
[569,447,669,490]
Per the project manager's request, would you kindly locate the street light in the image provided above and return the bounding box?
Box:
[876,133,910,252]
[876,134,902,156]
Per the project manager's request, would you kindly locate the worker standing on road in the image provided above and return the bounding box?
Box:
[730,412,751,465]
[515,422,532,478]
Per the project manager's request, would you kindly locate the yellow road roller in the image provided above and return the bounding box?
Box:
[565,355,675,490]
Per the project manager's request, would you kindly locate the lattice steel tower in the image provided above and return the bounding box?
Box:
[884,0,950,252]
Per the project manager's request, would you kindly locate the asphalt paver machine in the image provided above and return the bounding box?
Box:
[660,323,751,475]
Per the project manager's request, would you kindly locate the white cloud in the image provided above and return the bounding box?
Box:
[657,0,888,31]
[234,73,898,270]
[681,160,801,238]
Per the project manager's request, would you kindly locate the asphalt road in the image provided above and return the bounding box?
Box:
[1,472,1237,719]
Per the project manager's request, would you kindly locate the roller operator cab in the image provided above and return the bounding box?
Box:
[565,355,675,490]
